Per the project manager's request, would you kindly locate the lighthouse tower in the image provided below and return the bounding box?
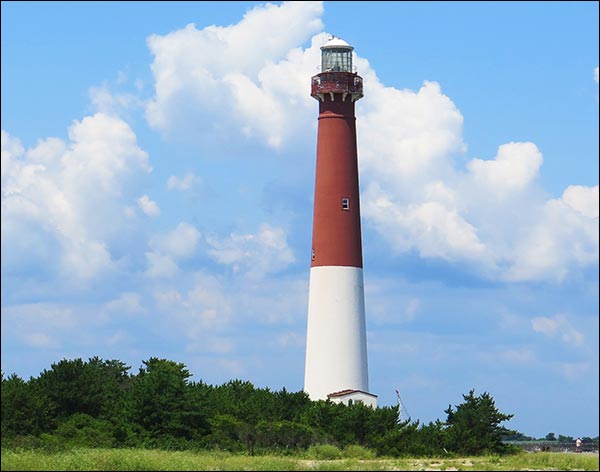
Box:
[304,37,376,407]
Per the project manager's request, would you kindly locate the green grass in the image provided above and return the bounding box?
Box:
[1,448,598,471]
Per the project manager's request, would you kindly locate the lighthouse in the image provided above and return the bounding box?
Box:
[304,37,377,407]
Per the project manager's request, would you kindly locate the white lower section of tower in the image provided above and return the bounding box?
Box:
[304,265,371,401]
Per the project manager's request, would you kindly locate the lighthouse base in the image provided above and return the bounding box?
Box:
[304,266,372,402]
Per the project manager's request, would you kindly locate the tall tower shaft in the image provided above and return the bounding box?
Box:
[304,37,376,406]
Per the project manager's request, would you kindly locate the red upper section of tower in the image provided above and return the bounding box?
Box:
[310,82,364,268]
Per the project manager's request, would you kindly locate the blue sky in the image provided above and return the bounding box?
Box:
[1,1,598,438]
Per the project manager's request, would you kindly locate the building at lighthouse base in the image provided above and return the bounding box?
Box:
[328,389,378,408]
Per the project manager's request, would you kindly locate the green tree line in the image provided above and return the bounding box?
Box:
[2,356,518,456]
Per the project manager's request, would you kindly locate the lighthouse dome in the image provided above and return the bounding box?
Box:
[321,36,353,51]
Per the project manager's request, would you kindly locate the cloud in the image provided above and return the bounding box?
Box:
[562,184,599,218]
[144,222,201,277]
[532,314,585,347]
[362,134,597,281]
[89,83,144,118]
[466,142,543,198]
[556,361,590,380]
[358,79,466,183]
[23,333,60,349]
[353,62,596,282]
[505,188,598,282]
[144,252,179,278]
[206,223,295,279]
[1,130,25,183]
[104,292,144,314]
[137,194,161,216]
[153,272,233,335]
[406,298,421,321]
[149,222,201,259]
[1,114,151,282]
[186,337,235,355]
[498,348,537,365]
[145,222,295,286]
[364,191,493,266]
[277,331,305,348]
[167,173,200,191]
[1,303,76,353]
[145,1,324,148]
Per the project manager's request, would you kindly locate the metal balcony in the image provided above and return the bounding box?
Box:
[311,72,363,102]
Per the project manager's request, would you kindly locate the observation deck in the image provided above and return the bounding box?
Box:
[311,72,364,102]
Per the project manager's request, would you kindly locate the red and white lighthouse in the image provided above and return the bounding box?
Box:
[304,37,376,407]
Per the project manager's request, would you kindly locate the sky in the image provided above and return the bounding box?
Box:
[1,1,598,439]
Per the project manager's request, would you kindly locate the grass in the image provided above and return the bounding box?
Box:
[1,448,598,471]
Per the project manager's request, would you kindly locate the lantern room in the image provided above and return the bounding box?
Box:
[321,36,354,72]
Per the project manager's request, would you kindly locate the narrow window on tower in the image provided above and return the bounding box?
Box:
[341,197,350,211]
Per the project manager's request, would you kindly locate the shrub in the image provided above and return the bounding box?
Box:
[256,420,315,449]
[49,413,115,448]
[307,444,342,459]
[344,444,376,459]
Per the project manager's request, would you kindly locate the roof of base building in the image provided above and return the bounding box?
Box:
[327,389,378,398]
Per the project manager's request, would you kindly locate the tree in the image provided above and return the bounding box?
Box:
[1,372,50,437]
[35,357,131,421]
[128,358,208,443]
[272,388,312,423]
[443,389,514,455]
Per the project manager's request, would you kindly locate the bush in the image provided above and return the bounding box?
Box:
[0,434,44,450]
[256,420,315,449]
[306,444,342,459]
[48,413,116,448]
[343,444,376,458]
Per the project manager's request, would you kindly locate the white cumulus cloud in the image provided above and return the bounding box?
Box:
[89,83,144,118]
[466,142,543,199]
[505,188,598,282]
[137,194,161,216]
[532,313,585,347]
[144,222,201,278]
[1,114,151,281]
[562,184,599,218]
[144,252,179,278]
[23,332,60,349]
[145,1,323,148]
[206,223,295,279]
[358,79,466,184]
[104,292,144,314]
[167,173,200,191]
[149,222,201,259]
[153,272,233,336]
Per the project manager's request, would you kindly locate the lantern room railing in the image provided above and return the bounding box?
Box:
[311,72,363,102]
